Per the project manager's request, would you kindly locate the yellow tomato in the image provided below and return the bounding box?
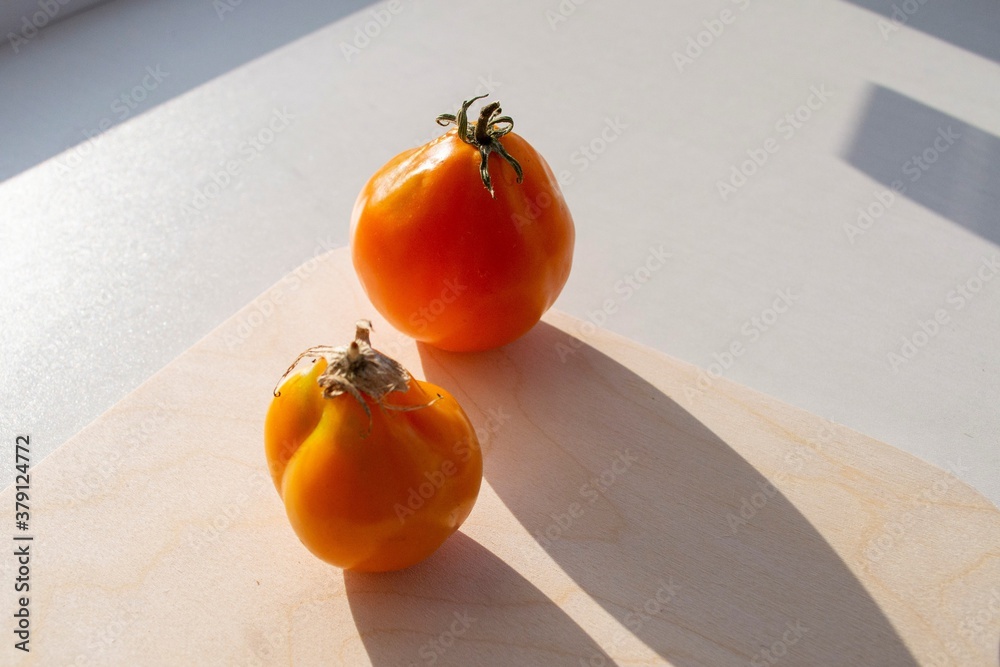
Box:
[264,323,482,572]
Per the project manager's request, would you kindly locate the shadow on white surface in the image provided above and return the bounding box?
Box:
[0,0,111,37]
[843,84,1000,247]
[415,323,921,666]
[0,0,377,182]
[842,0,1000,63]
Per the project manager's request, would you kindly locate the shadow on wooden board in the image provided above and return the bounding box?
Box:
[345,532,615,666]
[344,322,920,666]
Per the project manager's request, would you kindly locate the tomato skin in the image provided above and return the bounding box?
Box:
[265,359,482,572]
[350,128,575,352]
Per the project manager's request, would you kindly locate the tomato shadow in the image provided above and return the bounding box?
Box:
[415,321,921,666]
[344,531,613,666]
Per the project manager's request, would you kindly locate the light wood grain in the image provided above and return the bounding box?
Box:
[3,247,997,666]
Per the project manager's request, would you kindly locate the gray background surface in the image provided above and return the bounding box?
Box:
[1,0,998,504]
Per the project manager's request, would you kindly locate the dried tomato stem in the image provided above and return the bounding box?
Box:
[273,321,442,437]
[436,94,524,197]
[355,322,372,345]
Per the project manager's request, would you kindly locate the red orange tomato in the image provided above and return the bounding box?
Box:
[350,95,575,352]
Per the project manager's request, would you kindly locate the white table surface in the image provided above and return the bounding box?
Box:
[1,0,998,508]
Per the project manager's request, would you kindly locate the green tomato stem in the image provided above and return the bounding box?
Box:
[435,94,524,198]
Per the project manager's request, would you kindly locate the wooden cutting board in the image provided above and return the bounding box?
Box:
[4,247,998,666]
